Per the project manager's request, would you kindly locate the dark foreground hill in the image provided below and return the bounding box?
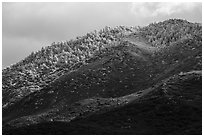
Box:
[2,19,202,135]
[3,71,202,134]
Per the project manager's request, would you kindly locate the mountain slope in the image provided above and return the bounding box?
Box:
[3,38,154,123]
[3,33,201,123]
[3,71,202,134]
[2,19,202,135]
[2,26,137,109]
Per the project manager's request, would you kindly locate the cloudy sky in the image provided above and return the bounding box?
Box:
[2,2,202,68]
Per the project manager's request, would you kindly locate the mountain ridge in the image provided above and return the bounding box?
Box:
[2,19,202,135]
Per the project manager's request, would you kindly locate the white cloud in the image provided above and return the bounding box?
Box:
[131,2,199,17]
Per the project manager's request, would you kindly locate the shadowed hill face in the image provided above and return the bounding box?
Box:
[3,71,202,135]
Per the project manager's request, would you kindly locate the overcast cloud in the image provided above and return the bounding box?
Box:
[2,2,202,68]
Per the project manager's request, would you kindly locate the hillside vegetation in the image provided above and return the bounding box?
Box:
[2,19,202,135]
